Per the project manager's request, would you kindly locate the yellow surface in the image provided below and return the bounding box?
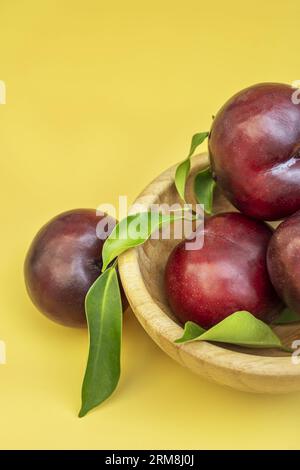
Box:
[1,0,300,450]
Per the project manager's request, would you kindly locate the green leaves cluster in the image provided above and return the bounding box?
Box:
[102,210,194,272]
[80,209,195,416]
[175,311,287,350]
[175,132,209,200]
[79,131,297,418]
[174,132,216,214]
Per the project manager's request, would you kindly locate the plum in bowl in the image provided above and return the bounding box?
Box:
[118,153,300,394]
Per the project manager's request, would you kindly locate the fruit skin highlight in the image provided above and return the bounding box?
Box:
[24,209,118,327]
[165,212,282,329]
[267,210,300,316]
[209,83,300,221]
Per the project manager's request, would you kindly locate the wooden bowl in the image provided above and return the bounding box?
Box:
[118,153,300,393]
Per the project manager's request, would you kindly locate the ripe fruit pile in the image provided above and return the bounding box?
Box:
[23,82,300,416]
[165,82,300,328]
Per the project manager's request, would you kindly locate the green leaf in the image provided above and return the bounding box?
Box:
[188,133,210,158]
[194,167,216,215]
[79,267,122,417]
[102,210,194,272]
[274,307,300,325]
[175,311,284,350]
[175,321,205,343]
[175,159,191,201]
[175,132,209,200]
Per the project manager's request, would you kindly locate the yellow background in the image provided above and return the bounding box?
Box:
[1,0,300,450]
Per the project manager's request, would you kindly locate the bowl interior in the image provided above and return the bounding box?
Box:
[136,158,300,358]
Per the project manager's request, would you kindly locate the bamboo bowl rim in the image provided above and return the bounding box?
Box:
[118,153,300,388]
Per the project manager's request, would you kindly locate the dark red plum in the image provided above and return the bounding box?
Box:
[267,211,300,315]
[165,212,282,329]
[209,83,300,221]
[24,209,125,327]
